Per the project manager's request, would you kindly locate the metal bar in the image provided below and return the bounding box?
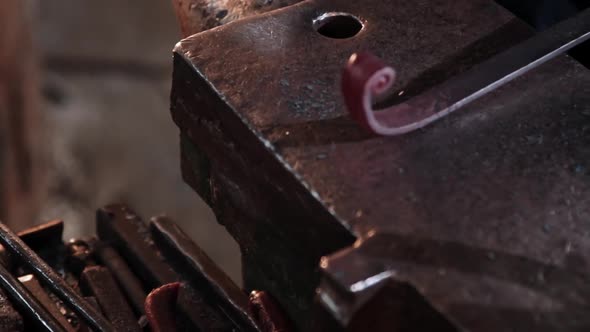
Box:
[170,0,303,37]
[19,274,76,332]
[91,240,146,315]
[0,264,65,332]
[17,220,64,248]
[0,222,113,331]
[150,216,260,332]
[175,282,238,331]
[95,205,177,289]
[80,266,141,332]
[343,8,590,135]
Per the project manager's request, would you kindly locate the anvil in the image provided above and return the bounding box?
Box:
[170,0,590,330]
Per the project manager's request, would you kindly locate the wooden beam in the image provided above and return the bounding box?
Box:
[0,0,42,227]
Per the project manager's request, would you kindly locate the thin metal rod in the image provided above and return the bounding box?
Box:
[343,8,590,135]
[0,222,113,331]
[0,264,66,332]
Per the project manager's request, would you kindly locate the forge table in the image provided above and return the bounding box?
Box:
[170,0,590,330]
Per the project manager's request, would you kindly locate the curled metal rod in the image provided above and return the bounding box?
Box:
[0,222,113,331]
[0,264,66,332]
[343,8,590,136]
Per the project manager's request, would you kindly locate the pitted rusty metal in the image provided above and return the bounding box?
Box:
[171,0,303,36]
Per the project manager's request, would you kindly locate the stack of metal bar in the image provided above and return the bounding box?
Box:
[0,204,289,331]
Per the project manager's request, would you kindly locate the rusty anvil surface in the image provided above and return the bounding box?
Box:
[170,0,590,330]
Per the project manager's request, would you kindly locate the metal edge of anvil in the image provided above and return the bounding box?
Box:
[170,52,357,327]
[168,2,364,326]
[170,5,359,255]
[171,0,356,235]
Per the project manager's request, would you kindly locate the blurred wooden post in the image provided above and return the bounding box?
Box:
[170,0,302,37]
[0,0,43,227]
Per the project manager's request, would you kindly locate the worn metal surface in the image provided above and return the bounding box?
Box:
[91,240,146,316]
[17,220,64,251]
[0,286,22,331]
[171,0,303,36]
[96,204,179,289]
[80,266,141,332]
[310,279,458,332]
[171,0,590,330]
[0,220,64,270]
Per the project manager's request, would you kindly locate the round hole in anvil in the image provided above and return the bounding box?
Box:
[313,12,363,39]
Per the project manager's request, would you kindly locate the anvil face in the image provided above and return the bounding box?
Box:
[171,0,590,330]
